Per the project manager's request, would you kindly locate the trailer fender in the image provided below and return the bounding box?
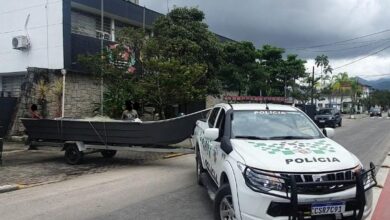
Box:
[63,141,86,152]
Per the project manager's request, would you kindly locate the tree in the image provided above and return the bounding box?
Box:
[371,90,390,109]
[219,41,258,95]
[282,54,307,98]
[79,28,146,118]
[331,72,350,109]
[349,79,362,114]
[141,7,223,118]
[255,45,306,97]
[257,45,286,96]
[315,54,333,87]
[291,72,320,104]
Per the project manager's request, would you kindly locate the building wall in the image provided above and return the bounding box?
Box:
[0,0,64,74]
[1,75,25,97]
[63,73,101,118]
[8,70,101,135]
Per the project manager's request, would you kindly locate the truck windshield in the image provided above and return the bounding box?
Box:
[232,110,323,140]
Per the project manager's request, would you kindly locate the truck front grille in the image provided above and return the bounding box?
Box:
[281,170,355,194]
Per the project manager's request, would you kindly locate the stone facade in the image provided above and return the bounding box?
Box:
[63,73,101,118]
[4,68,101,136]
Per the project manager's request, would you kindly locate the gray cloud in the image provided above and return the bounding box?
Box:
[140,0,390,76]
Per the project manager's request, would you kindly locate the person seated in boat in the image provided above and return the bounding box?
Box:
[29,104,42,119]
[122,100,138,121]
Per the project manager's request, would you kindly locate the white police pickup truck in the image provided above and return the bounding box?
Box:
[193,103,376,220]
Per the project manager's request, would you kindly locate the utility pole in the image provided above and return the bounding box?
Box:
[143,5,145,31]
[310,66,314,105]
[100,0,104,115]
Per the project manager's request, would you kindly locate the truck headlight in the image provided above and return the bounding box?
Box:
[244,167,285,192]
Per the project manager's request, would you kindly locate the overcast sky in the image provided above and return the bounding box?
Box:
[139,0,390,80]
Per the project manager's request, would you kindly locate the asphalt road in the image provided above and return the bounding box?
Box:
[333,117,390,168]
[1,117,390,220]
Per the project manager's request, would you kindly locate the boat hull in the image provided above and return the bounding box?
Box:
[21,109,209,146]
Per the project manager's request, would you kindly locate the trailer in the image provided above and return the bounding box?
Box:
[21,109,210,164]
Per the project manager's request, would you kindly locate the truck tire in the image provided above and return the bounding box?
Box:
[101,150,117,158]
[196,148,205,186]
[64,144,84,165]
[338,119,342,127]
[214,184,235,220]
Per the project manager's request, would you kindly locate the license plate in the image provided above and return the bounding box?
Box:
[319,120,325,123]
[311,202,345,216]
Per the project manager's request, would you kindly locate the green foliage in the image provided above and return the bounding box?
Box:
[218,43,307,97]
[219,41,258,95]
[79,28,146,118]
[79,6,317,118]
[291,72,321,104]
[315,54,333,87]
[370,90,390,109]
[141,7,223,118]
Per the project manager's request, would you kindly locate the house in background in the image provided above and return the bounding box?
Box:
[314,79,373,113]
[0,0,232,136]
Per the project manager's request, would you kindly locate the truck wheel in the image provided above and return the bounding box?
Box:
[101,150,117,158]
[338,120,342,127]
[214,184,235,220]
[196,149,205,186]
[64,144,84,165]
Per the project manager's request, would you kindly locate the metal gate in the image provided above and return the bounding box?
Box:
[0,97,17,137]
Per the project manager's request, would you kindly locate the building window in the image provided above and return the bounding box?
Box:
[96,17,111,40]
[114,20,139,37]
[71,9,112,41]
[71,10,97,38]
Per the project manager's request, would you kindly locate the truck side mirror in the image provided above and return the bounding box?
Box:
[204,128,219,141]
[323,128,335,138]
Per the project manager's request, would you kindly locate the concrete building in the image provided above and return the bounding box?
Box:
[0,0,165,135]
[315,81,373,113]
[0,0,232,136]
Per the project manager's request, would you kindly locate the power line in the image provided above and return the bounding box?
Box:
[288,28,390,50]
[301,38,390,53]
[333,44,390,70]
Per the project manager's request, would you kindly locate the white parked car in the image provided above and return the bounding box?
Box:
[193,103,376,220]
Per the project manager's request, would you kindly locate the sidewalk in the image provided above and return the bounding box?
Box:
[0,141,170,188]
[371,166,390,219]
[342,113,369,120]
[2,141,28,152]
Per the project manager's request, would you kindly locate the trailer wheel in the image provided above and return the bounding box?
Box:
[101,150,117,158]
[64,144,84,165]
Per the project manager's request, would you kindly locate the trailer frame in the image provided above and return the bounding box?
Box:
[30,140,194,165]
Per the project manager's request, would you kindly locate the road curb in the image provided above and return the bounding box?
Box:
[367,151,390,220]
[0,184,20,193]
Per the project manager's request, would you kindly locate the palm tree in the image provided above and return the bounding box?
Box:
[350,79,362,114]
[332,72,350,111]
[315,55,333,87]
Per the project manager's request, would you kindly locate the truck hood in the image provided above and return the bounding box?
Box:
[232,138,359,173]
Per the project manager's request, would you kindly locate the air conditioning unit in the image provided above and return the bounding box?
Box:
[12,35,30,50]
